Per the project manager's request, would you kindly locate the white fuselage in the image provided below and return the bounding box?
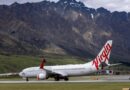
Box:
[19,40,112,80]
[19,61,97,78]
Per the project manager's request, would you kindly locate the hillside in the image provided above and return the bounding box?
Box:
[0,54,85,73]
[0,54,130,74]
[0,0,130,63]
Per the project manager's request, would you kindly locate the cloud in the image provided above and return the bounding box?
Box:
[0,0,130,12]
[79,0,130,12]
[0,0,56,5]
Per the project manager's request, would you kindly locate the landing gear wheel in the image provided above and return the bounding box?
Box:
[54,75,60,81]
[64,77,69,81]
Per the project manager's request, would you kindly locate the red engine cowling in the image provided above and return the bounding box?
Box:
[37,70,47,80]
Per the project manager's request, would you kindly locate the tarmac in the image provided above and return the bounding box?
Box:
[0,79,130,84]
[0,75,130,83]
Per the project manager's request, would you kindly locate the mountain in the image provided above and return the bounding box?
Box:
[0,0,130,62]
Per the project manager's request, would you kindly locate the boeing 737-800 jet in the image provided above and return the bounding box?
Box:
[19,40,113,81]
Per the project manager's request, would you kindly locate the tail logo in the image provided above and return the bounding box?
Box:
[92,43,112,70]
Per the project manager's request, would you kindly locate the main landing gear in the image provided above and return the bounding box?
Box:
[64,77,69,81]
[54,75,69,81]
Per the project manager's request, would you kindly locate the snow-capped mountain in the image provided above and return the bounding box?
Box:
[0,0,130,62]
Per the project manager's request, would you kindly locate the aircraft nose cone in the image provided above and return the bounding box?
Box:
[19,72,25,77]
[19,72,22,77]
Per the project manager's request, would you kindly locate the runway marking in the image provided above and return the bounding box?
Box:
[0,80,130,84]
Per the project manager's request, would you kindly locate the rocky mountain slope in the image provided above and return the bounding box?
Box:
[0,0,130,62]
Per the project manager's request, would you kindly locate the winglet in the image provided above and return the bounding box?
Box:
[40,57,46,69]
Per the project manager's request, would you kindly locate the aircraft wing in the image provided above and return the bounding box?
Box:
[0,73,19,77]
[52,71,68,77]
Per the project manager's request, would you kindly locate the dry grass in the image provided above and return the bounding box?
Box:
[0,83,130,90]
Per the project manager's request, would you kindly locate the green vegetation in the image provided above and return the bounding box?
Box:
[0,53,130,74]
[0,83,130,90]
[0,54,85,73]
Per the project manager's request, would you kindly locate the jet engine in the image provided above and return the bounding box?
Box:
[37,70,47,80]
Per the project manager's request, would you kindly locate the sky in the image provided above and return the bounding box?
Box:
[0,0,130,12]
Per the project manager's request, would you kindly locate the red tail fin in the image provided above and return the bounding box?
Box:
[92,40,112,70]
[40,57,46,69]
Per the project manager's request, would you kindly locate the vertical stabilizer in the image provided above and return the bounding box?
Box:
[92,40,112,70]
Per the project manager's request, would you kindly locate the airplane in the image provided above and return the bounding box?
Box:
[19,40,113,81]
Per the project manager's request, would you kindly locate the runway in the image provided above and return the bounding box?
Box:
[0,80,130,84]
[0,75,130,83]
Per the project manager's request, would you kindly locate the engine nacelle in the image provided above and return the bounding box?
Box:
[37,70,47,80]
